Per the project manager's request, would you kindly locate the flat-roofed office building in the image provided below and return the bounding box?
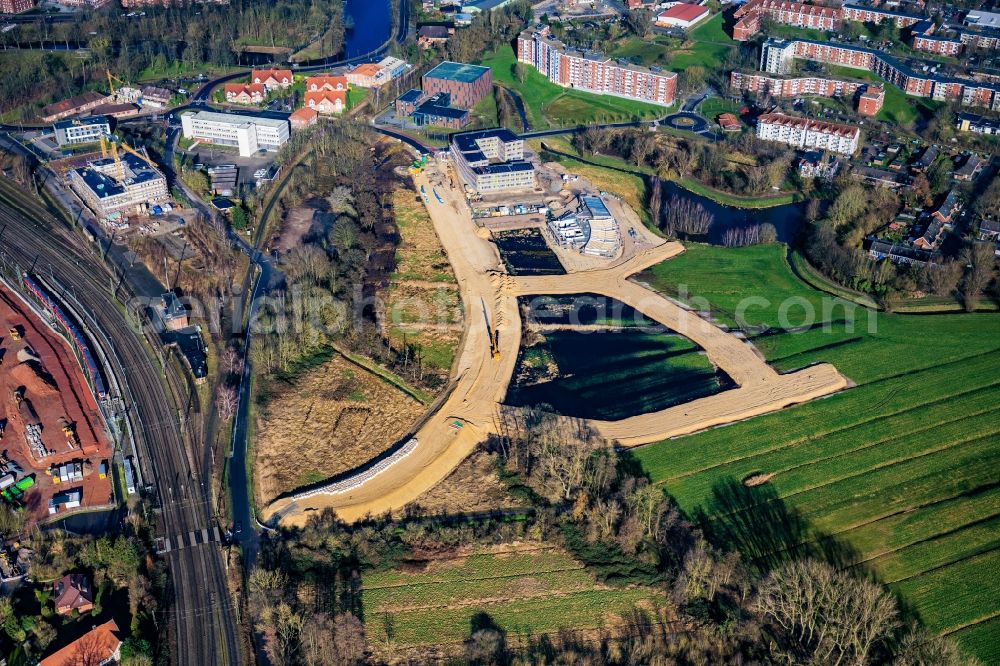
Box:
[180,110,289,157]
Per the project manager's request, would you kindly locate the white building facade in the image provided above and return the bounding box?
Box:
[756,112,860,155]
[180,111,289,157]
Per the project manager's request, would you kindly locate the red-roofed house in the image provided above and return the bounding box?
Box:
[717,113,741,131]
[305,75,348,92]
[53,574,94,616]
[346,63,385,88]
[304,90,347,114]
[656,3,710,28]
[224,83,267,105]
[289,107,319,130]
[39,619,122,666]
[251,69,294,91]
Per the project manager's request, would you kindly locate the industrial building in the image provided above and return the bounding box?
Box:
[52,117,111,148]
[451,128,536,193]
[422,61,493,109]
[180,110,289,157]
[517,26,677,106]
[548,195,621,258]
[67,153,169,219]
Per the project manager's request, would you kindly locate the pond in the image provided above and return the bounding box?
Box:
[344,0,392,58]
[505,295,733,421]
[658,178,811,246]
[494,229,566,276]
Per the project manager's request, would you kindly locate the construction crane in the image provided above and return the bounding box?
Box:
[481,299,500,360]
[106,68,131,101]
[100,134,158,182]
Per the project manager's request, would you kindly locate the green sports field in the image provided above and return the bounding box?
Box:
[634,244,1000,664]
[361,548,664,652]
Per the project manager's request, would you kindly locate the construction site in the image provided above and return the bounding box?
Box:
[0,285,114,524]
[263,150,849,527]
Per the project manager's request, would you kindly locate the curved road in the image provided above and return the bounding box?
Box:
[262,159,846,525]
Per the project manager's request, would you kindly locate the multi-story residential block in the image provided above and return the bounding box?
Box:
[730,71,867,98]
[756,38,1000,111]
[53,117,111,147]
[756,112,861,155]
[346,63,385,88]
[68,153,169,219]
[451,128,536,193]
[251,69,294,91]
[732,0,841,41]
[842,3,923,28]
[857,84,884,115]
[909,20,963,56]
[0,0,34,13]
[517,26,678,106]
[180,110,289,157]
[421,61,492,109]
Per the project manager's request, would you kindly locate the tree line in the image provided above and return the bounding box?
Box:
[244,408,976,665]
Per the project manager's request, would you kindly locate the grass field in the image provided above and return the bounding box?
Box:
[633,243,1000,664]
[362,546,664,654]
[480,46,666,129]
[688,13,735,45]
[816,63,943,126]
[385,187,462,378]
[697,97,741,122]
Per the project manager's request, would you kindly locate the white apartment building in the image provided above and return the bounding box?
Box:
[180,110,289,157]
[451,128,536,193]
[53,117,111,147]
[760,38,797,74]
[756,113,860,155]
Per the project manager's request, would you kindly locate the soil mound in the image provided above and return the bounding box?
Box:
[8,361,60,399]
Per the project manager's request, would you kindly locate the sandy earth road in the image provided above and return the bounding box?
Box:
[263,161,847,525]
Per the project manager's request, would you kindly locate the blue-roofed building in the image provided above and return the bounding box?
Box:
[395,90,474,128]
[451,128,535,193]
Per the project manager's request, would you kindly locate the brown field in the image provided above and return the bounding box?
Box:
[401,449,527,517]
[253,354,425,506]
[382,187,463,379]
[0,285,113,523]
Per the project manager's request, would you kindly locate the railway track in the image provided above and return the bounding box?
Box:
[0,179,238,666]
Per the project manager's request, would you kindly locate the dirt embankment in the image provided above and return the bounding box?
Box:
[253,354,425,507]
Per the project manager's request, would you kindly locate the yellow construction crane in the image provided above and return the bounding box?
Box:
[100,134,158,182]
[106,69,130,100]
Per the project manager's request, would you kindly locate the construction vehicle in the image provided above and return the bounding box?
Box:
[409,154,428,173]
[8,326,20,341]
[480,299,501,360]
[12,388,23,408]
[59,419,79,449]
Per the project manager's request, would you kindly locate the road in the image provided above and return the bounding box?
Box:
[0,181,239,666]
[262,158,847,525]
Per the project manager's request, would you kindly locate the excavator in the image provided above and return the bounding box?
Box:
[481,299,500,360]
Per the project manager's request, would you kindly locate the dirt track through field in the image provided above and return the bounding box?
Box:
[262,161,847,526]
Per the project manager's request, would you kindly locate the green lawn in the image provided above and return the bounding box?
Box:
[688,12,735,45]
[480,45,667,129]
[347,86,369,109]
[812,63,943,126]
[362,549,664,649]
[632,243,1000,665]
[664,41,732,72]
[698,97,741,121]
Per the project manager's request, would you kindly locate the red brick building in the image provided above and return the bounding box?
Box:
[421,61,492,110]
[518,27,678,106]
[0,0,34,13]
[857,85,884,116]
[842,3,923,28]
[732,0,840,41]
[730,71,866,98]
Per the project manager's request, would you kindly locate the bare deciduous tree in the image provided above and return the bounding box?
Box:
[215,384,239,422]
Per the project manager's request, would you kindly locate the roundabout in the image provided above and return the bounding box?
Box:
[663,111,711,134]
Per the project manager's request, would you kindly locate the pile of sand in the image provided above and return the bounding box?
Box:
[8,362,59,399]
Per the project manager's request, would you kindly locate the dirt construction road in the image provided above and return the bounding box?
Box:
[262,161,847,525]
